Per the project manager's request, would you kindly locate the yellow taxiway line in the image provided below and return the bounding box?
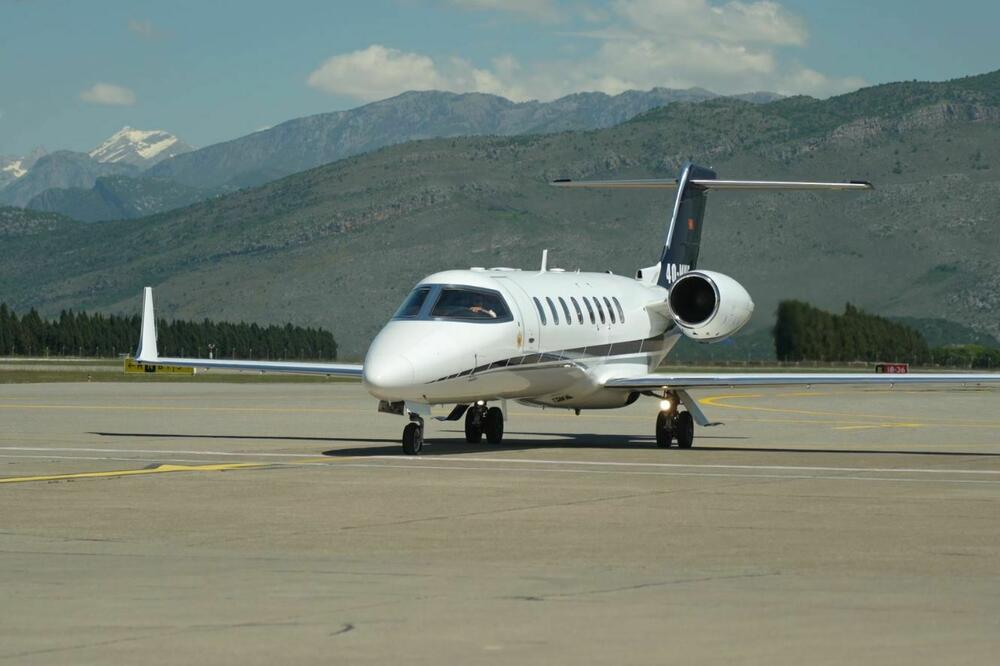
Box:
[0,462,269,485]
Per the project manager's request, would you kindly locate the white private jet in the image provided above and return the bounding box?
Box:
[135,162,1000,454]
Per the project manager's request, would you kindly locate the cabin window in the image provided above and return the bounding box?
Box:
[603,297,617,324]
[593,297,606,324]
[545,297,560,325]
[533,297,547,325]
[430,287,512,321]
[570,297,584,324]
[582,297,596,325]
[393,287,431,319]
[612,297,625,323]
[558,297,572,325]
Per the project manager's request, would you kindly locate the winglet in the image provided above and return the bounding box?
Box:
[135,287,159,362]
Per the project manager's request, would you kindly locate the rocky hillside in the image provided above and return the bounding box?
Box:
[0,206,77,238]
[2,70,998,359]
[27,176,220,223]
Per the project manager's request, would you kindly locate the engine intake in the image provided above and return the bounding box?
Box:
[668,270,754,342]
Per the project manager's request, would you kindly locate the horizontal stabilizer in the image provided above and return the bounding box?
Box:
[551,178,873,191]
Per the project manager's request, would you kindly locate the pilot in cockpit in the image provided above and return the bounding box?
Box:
[468,295,497,318]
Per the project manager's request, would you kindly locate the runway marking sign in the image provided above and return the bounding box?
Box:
[124,357,195,375]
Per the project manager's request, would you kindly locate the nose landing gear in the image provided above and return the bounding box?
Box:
[402,417,424,455]
[465,403,504,444]
[655,393,695,449]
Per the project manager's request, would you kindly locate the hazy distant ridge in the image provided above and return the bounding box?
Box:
[146,88,782,191]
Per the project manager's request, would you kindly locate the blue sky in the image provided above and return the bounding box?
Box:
[1,0,998,155]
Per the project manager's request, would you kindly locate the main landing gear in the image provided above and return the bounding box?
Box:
[655,393,694,449]
[465,402,504,445]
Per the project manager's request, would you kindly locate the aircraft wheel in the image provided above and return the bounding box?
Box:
[655,410,673,448]
[484,407,504,444]
[675,411,694,449]
[402,422,423,455]
[465,406,483,443]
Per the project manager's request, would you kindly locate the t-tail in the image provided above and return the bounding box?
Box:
[551,162,873,288]
[657,162,715,286]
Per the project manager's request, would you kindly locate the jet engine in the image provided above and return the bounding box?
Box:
[667,270,754,342]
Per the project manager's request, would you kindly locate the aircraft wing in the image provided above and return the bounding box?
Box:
[604,372,1000,390]
[133,287,363,378]
[605,372,1000,427]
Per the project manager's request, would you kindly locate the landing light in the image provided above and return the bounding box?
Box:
[476,400,486,406]
[659,399,673,412]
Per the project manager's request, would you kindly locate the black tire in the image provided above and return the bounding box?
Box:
[484,407,504,444]
[402,422,423,455]
[655,410,673,448]
[465,406,483,443]
[675,411,694,449]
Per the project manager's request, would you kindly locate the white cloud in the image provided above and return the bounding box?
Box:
[614,0,807,46]
[570,0,861,97]
[128,18,157,39]
[309,1,865,102]
[79,82,137,106]
[307,45,529,102]
[307,45,447,101]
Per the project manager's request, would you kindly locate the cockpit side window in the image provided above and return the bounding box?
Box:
[430,287,512,322]
[393,287,431,319]
[582,297,596,325]
[533,297,547,325]
[603,297,616,324]
[570,297,584,324]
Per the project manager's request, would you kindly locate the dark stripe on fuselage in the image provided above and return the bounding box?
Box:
[428,332,676,384]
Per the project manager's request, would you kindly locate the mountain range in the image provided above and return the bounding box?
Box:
[5,86,779,221]
[145,87,782,191]
[2,69,998,359]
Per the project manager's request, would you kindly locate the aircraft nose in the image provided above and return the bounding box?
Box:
[362,354,416,395]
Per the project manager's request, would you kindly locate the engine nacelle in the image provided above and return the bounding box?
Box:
[667,270,754,342]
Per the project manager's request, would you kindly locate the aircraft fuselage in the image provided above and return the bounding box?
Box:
[362,268,679,409]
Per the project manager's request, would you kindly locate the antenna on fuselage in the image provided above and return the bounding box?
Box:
[539,249,548,273]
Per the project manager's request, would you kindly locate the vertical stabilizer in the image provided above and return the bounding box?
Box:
[135,287,159,361]
[658,162,716,287]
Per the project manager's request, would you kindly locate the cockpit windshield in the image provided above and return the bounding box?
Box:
[393,287,431,319]
[430,287,511,322]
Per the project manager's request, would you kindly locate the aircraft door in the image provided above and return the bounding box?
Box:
[493,278,539,353]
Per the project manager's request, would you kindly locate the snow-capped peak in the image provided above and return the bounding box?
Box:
[2,159,26,178]
[0,148,47,187]
[89,126,192,167]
